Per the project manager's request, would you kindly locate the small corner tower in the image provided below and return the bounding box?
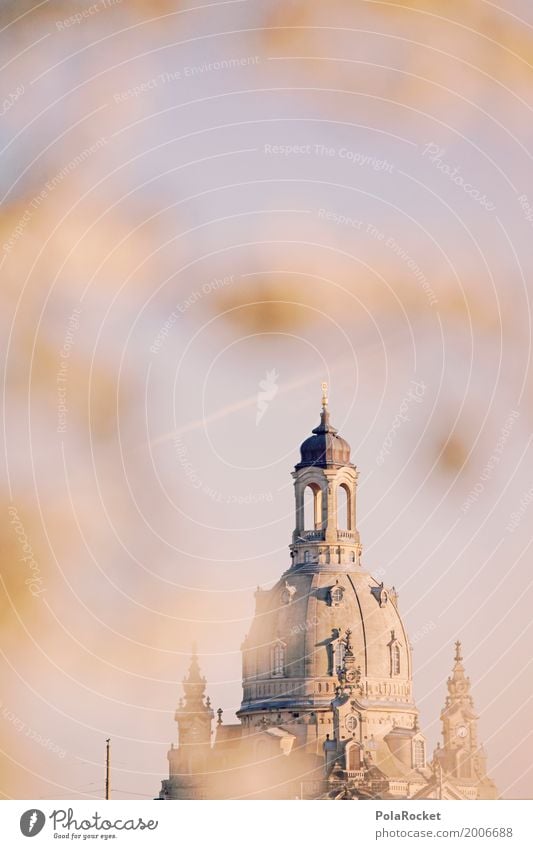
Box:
[433,642,498,799]
[160,647,214,799]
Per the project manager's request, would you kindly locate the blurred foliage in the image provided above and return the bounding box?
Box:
[0,0,531,800]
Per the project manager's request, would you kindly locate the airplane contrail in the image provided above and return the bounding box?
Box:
[147,362,353,447]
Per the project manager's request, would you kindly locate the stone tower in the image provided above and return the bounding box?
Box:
[160,648,214,800]
[430,642,498,799]
[237,386,427,791]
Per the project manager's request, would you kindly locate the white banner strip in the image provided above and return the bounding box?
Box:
[1,800,532,848]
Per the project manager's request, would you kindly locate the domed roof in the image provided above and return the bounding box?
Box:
[297,405,352,468]
[241,565,413,715]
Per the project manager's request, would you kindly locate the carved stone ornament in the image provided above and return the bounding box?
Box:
[281,580,296,605]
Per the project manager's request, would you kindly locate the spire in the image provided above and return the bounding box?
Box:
[445,640,472,705]
[174,647,214,747]
[434,642,498,794]
[181,645,208,709]
[316,381,335,433]
[297,383,351,468]
[320,381,330,428]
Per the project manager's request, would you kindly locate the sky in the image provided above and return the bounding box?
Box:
[1,0,533,800]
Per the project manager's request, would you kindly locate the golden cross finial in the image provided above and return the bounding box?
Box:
[321,381,328,408]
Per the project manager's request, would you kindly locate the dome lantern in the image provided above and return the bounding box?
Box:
[291,385,360,561]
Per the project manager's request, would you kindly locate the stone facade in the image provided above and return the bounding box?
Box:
[158,389,498,800]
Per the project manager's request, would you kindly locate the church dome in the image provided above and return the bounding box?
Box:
[240,565,413,715]
[239,385,418,747]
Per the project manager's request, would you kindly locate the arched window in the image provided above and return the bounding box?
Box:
[271,641,286,677]
[304,550,311,563]
[337,483,351,530]
[303,483,322,530]
[347,743,362,770]
[349,551,356,563]
[413,739,425,769]
[391,644,401,676]
[329,583,344,606]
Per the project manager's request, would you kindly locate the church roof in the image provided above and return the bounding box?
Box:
[296,388,352,469]
[214,724,242,748]
[242,568,411,701]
